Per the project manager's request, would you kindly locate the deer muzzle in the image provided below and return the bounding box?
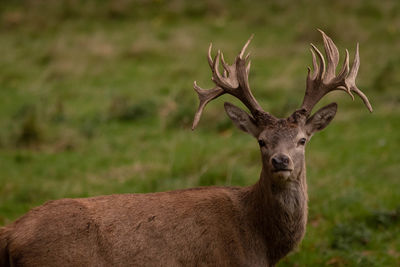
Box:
[270,153,294,180]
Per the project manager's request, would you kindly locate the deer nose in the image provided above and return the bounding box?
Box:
[271,154,291,171]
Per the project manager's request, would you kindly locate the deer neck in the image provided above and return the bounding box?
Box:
[242,166,308,263]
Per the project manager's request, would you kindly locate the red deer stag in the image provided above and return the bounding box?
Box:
[0,30,372,266]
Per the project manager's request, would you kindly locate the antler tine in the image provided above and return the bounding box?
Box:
[309,48,319,80]
[301,30,373,114]
[207,43,213,68]
[192,82,224,130]
[319,29,339,80]
[192,36,272,130]
[310,44,325,81]
[345,43,373,112]
[239,34,254,59]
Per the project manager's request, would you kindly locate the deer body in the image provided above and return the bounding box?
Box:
[1,178,306,266]
[0,31,372,266]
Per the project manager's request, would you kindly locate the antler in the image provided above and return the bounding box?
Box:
[300,30,373,114]
[192,36,273,130]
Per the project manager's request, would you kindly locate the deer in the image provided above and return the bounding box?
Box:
[0,30,372,267]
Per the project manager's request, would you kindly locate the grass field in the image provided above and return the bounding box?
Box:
[0,0,399,265]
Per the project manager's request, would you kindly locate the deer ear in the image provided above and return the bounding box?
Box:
[305,103,337,136]
[224,102,261,138]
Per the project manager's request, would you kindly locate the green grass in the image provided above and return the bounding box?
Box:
[1,0,399,265]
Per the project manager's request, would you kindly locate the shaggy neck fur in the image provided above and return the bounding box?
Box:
[242,166,308,265]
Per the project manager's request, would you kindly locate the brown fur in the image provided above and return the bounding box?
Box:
[0,227,10,267]
[1,183,306,266]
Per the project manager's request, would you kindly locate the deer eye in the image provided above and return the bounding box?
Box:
[258,140,266,147]
[298,138,307,146]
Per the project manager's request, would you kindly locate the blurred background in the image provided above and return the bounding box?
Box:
[0,0,399,265]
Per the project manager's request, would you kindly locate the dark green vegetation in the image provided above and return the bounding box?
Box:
[0,0,399,265]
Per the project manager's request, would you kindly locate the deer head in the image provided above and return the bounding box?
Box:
[192,30,372,186]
